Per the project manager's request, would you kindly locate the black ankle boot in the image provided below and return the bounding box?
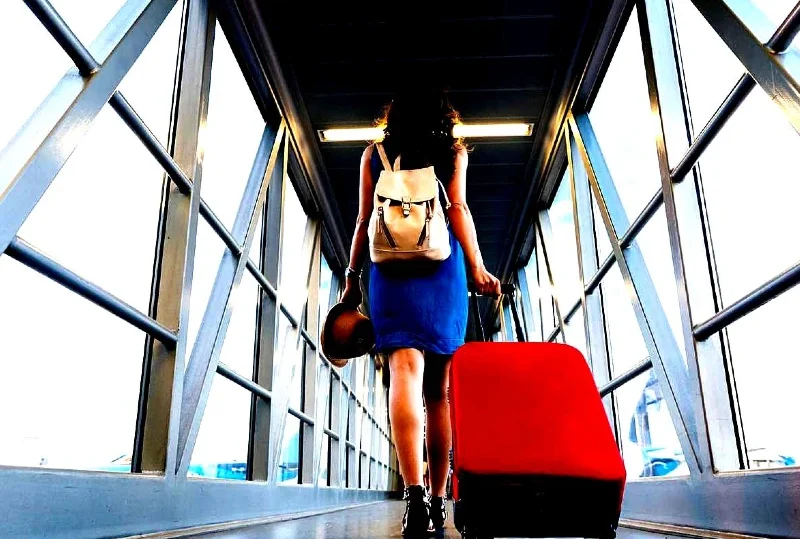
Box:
[430,496,447,536]
[402,485,433,537]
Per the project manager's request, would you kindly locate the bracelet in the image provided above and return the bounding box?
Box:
[345,267,361,280]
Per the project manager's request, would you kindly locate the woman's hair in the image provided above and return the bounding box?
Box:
[374,88,467,179]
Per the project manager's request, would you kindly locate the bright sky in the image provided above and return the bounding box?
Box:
[0,0,797,479]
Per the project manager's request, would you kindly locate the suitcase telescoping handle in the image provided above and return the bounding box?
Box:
[468,283,526,342]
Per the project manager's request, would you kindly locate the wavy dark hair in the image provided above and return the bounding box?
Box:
[374,88,467,181]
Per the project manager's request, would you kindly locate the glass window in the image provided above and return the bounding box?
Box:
[564,307,588,359]
[189,377,250,480]
[317,435,330,486]
[0,3,72,162]
[635,209,686,365]
[186,220,226,364]
[591,187,614,263]
[279,177,311,312]
[200,21,266,230]
[278,417,300,484]
[744,0,798,46]
[11,0,179,312]
[276,179,311,411]
[602,264,648,376]
[522,251,543,342]
[319,255,333,337]
[116,2,182,145]
[217,271,260,377]
[724,284,800,470]
[48,0,128,45]
[671,0,748,140]
[546,170,582,306]
[536,228,558,338]
[692,86,800,305]
[615,370,688,478]
[589,6,662,223]
[17,105,163,314]
[0,258,144,472]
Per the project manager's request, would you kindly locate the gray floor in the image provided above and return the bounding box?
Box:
[190,501,658,539]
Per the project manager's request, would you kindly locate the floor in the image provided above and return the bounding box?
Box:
[189,501,659,539]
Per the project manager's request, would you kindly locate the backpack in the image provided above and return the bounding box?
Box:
[368,143,452,263]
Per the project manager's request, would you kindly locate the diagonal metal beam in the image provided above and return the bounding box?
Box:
[247,140,286,482]
[570,112,702,476]
[637,0,722,472]
[176,121,285,476]
[566,129,615,423]
[0,0,176,255]
[267,216,321,484]
[305,224,324,484]
[537,210,567,342]
[690,0,800,135]
[537,214,567,342]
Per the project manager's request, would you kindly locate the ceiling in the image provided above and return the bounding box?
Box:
[254,0,599,276]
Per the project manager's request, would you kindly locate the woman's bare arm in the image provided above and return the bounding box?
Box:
[340,145,375,306]
[446,148,501,296]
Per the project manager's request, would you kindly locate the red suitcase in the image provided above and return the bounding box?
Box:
[450,288,626,539]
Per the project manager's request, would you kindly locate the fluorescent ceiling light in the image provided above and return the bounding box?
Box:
[453,122,533,138]
[319,127,384,142]
[319,122,533,142]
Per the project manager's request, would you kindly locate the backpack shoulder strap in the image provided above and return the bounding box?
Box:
[374,143,393,172]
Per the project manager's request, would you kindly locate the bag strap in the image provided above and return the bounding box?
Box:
[375,143,402,172]
[375,142,452,208]
[437,179,451,209]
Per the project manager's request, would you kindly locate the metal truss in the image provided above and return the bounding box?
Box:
[0,0,396,536]
[513,0,800,535]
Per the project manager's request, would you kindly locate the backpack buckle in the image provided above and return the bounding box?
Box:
[402,198,411,217]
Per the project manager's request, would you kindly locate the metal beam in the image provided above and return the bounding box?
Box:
[217,362,272,402]
[690,0,800,135]
[638,0,717,473]
[536,214,567,340]
[267,214,319,484]
[567,129,614,421]
[248,140,286,482]
[302,222,322,484]
[599,359,653,398]
[176,122,285,476]
[570,112,702,476]
[233,0,350,271]
[694,259,800,340]
[4,237,175,346]
[134,0,214,477]
[0,0,176,255]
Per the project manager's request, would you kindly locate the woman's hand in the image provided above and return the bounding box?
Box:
[471,264,502,297]
[341,277,363,307]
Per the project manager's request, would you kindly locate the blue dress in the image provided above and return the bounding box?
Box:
[367,148,469,356]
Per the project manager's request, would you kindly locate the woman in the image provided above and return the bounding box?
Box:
[341,88,501,537]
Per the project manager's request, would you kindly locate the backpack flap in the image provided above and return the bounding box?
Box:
[374,168,438,204]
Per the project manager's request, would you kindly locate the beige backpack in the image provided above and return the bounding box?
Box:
[368,143,452,263]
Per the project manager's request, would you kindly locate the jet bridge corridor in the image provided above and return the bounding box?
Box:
[1,0,800,537]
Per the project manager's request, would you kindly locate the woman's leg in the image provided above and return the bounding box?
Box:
[389,348,426,488]
[422,354,452,498]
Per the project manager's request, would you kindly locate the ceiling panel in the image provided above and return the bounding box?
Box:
[257,0,594,274]
[298,57,555,97]
[293,18,563,64]
[306,90,547,126]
